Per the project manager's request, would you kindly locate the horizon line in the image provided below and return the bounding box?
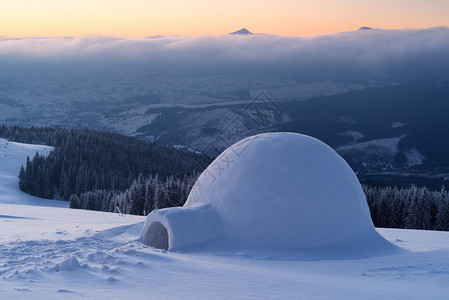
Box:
[2,26,448,39]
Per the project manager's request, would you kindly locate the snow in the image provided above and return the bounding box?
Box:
[405,148,426,167]
[1,138,449,299]
[337,135,406,154]
[0,138,66,207]
[391,121,406,128]
[339,130,365,142]
[0,68,367,131]
[337,135,426,169]
[101,108,160,136]
[141,133,394,253]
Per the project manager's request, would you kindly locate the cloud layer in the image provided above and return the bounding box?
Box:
[1,27,449,82]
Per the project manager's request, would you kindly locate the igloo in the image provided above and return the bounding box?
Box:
[140,132,393,253]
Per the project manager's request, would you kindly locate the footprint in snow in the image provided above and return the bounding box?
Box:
[57,289,75,293]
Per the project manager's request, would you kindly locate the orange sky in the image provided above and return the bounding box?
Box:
[1,0,448,37]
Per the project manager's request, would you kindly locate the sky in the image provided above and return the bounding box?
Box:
[1,28,449,83]
[1,0,449,37]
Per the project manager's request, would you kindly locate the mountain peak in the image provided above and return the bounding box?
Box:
[230,28,253,35]
[358,27,373,30]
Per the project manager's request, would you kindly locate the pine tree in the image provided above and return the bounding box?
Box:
[18,165,26,191]
[420,188,434,230]
[69,194,81,209]
[405,188,420,229]
[129,174,146,215]
[25,156,33,191]
[376,199,390,228]
[44,168,54,199]
[435,186,449,231]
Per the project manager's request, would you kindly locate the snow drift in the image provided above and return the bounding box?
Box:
[140,132,394,253]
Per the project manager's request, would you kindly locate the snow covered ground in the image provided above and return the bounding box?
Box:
[0,138,63,207]
[1,140,449,299]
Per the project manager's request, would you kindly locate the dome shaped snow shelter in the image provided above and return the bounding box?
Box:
[140,132,393,253]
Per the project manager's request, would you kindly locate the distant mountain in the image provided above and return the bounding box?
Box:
[230,28,253,35]
[358,27,373,30]
[134,78,449,189]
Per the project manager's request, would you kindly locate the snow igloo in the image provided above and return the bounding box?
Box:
[140,132,392,252]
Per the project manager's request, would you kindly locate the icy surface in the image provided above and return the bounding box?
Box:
[141,133,393,252]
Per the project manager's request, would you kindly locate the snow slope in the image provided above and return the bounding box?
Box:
[1,140,449,299]
[0,138,66,207]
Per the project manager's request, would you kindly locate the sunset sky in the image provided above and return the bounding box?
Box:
[1,0,449,37]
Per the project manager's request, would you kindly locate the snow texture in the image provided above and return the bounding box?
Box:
[140,132,394,253]
[2,138,449,299]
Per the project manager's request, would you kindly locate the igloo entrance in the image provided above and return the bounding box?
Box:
[142,221,169,250]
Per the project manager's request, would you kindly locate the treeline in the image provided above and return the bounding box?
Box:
[19,155,55,199]
[3,124,449,232]
[71,176,449,233]
[70,174,197,216]
[0,124,210,200]
[364,185,449,231]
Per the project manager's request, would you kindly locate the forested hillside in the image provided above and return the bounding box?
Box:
[2,124,449,231]
[365,185,449,231]
[0,125,210,200]
[70,174,198,216]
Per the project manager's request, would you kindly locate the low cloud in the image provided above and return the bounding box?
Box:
[1,27,449,82]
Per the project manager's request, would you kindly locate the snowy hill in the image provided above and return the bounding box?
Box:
[0,138,64,207]
[1,140,449,299]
